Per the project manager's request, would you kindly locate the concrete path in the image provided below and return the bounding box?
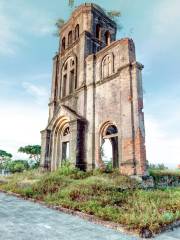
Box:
[0,192,179,240]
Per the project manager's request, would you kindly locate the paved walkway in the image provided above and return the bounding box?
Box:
[0,192,179,240]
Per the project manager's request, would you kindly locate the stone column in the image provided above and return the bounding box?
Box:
[69,120,78,166]
[119,66,136,175]
[85,54,96,170]
[131,62,147,176]
[40,129,51,170]
[69,119,86,170]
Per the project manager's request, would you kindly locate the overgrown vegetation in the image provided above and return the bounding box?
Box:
[54,0,122,36]
[0,165,180,236]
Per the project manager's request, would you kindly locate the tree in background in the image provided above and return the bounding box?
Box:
[0,150,12,164]
[3,160,29,173]
[148,163,168,170]
[18,145,41,163]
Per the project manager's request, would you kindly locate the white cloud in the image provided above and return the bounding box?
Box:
[139,0,180,65]
[145,115,180,169]
[22,82,49,105]
[0,4,25,56]
[0,1,55,56]
[31,20,54,36]
[0,101,48,159]
[154,0,180,37]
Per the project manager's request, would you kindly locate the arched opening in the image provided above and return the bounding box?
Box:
[62,126,70,162]
[68,31,73,46]
[96,24,101,40]
[61,55,77,97]
[62,37,66,51]
[75,24,79,40]
[104,31,111,46]
[51,116,70,170]
[101,139,112,165]
[102,54,113,79]
[100,123,119,168]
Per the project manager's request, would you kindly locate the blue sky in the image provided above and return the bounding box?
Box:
[0,0,180,168]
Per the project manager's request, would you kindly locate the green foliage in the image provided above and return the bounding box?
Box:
[3,160,29,173]
[107,10,121,19]
[57,161,74,176]
[0,168,180,235]
[0,150,12,159]
[148,163,168,170]
[103,9,122,30]
[68,0,75,8]
[149,169,180,177]
[54,1,123,38]
[32,173,71,197]
[18,145,41,162]
[57,161,91,179]
[149,169,180,187]
[105,162,113,172]
[54,18,65,36]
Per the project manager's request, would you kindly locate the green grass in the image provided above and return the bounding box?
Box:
[0,168,180,235]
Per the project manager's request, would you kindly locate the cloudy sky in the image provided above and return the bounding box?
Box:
[0,0,180,168]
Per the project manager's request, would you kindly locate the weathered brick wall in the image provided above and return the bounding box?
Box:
[41,4,147,176]
[86,38,147,175]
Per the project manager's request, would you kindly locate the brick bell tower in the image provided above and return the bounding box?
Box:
[40,3,147,176]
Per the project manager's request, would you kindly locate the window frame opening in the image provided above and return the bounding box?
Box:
[62,74,67,97]
[69,69,75,94]
[61,37,66,51]
[96,24,101,41]
[105,31,111,46]
[68,31,73,46]
[75,24,79,40]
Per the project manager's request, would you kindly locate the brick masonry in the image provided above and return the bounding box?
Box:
[40,3,147,176]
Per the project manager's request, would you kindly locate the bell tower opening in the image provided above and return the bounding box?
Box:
[96,24,101,40]
[105,31,111,46]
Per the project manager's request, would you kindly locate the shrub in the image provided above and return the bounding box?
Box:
[32,172,72,197]
[3,160,29,173]
[57,161,75,176]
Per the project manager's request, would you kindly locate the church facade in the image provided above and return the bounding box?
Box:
[40,3,147,176]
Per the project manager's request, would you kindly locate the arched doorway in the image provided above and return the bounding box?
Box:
[101,139,112,165]
[100,123,119,168]
[51,116,70,170]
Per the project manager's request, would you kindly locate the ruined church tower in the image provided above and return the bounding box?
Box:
[40,3,147,176]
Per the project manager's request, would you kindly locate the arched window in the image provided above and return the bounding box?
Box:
[102,54,113,79]
[61,56,77,98]
[106,125,118,135]
[75,24,79,40]
[96,24,101,40]
[100,123,118,168]
[62,37,66,51]
[105,31,111,46]
[63,126,70,136]
[68,31,73,46]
